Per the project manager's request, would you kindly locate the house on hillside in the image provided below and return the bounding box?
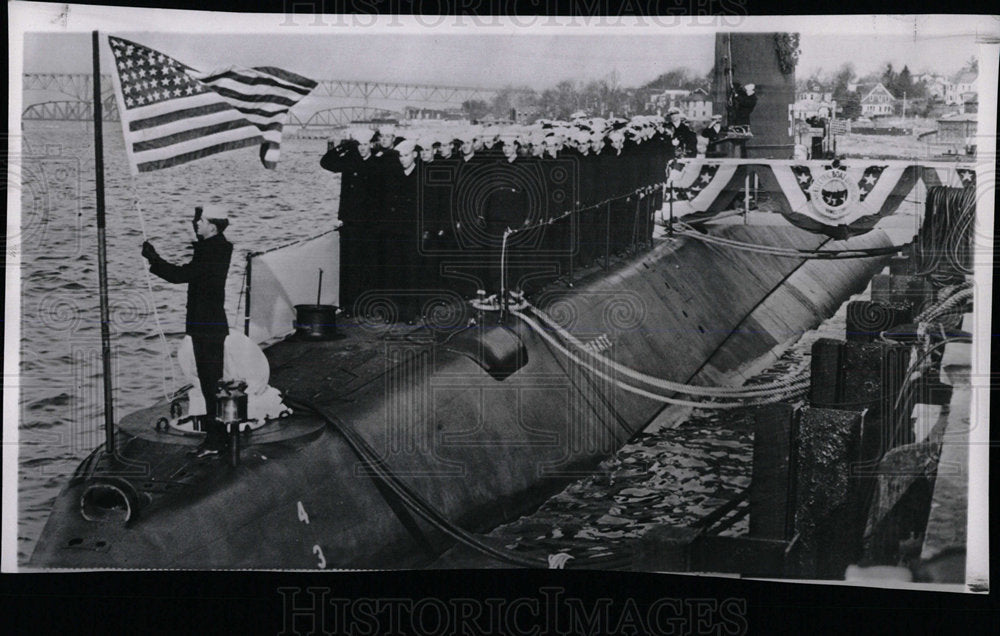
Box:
[945,71,977,105]
[797,83,833,104]
[678,87,712,121]
[649,88,691,111]
[859,83,895,118]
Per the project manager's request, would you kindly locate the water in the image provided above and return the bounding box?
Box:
[15,122,340,562]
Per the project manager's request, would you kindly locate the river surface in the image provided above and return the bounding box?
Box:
[15,122,339,562]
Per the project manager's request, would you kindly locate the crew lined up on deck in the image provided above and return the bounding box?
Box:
[321,111,699,322]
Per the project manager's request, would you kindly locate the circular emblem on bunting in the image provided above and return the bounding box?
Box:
[808,168,860,220]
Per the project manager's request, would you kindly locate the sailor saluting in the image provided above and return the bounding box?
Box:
[141,205,233,457]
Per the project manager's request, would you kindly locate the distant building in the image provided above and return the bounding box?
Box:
[678,88,713,121]
[859,83,895,118]
[649,88,692,111]
[403,106,465,121]
[934,112,977,154]
[796,83,833,104]
[945,71,977,105]
[960,91,978,114]
[791,99,837,120]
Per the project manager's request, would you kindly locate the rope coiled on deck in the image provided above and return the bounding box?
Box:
[914,186,976,286]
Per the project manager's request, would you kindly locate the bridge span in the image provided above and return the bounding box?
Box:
[22,73,527,122]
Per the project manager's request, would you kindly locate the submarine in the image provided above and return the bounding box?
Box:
[27,33,922,570]
[27,216,897,570]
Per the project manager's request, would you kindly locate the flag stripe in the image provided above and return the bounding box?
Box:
[137,138,265,172]
[195,73,315,102]
[133,119,280,152]
[207,84,304,107]
[133,127,264,164]
[252,66,319,88]
[196,69,316,95]
[129,110,252,144]
[129,101,234,131]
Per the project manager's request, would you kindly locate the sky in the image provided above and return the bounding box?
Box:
[15,11,993,90]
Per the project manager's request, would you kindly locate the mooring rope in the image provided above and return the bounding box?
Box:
[913,283,974,324]
[514,308,807,409]
[672,222,906,260]
[287,396,636,570]
[525,302,810,398]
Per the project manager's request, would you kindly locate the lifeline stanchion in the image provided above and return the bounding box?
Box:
[604,201,611,270]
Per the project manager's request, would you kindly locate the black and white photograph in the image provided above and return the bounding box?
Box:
[5,2,995,610]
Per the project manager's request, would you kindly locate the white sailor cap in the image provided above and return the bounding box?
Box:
[349,127,376,142]
[395,139,418,155]
[202,204,229,221]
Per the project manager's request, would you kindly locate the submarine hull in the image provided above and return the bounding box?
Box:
[29,224,894,569]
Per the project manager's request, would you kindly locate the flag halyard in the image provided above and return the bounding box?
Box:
[107,36,316,174]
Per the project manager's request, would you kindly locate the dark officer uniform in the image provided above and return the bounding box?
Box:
[147,228,232,451]
[701,119,727,157]
[451,144,489,295]
[381,146,423,320]
[483,147,530,294]
[670,122,698,158]
[320,138,376,314]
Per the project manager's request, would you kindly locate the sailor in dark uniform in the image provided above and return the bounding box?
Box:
[665,107,697,159]
[141,205,233,456]
[320,127,376,315]
[373,124,401,190]
[606,129,631,255]
[453,130,489,295]
[483,134,530,296]
[730,83,758,128]
[729,83,758,158]
[590,128,617,265]
[416,135,448,294]
[381,139,423,322]
[701,114,727,158]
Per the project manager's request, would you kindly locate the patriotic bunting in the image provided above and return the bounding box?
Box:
[659,160,975,238]
[664,160,739,218]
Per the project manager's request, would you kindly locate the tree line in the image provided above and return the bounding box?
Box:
[800,57,978,119]
[461,67,715,123]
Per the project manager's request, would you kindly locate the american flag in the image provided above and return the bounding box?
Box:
[107,35,316,174]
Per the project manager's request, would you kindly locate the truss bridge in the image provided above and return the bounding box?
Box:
[22,73,526,123]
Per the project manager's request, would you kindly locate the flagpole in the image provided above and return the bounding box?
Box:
[92,31,116,456]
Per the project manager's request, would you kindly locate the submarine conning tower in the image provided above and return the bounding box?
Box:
[713,32,797,158]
